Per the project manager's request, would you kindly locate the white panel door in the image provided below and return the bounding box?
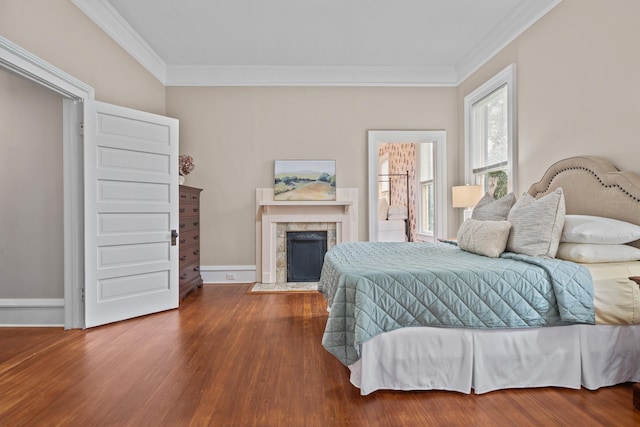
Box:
[84,100,179,328]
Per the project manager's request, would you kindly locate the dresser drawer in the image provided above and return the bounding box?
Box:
[179,247,200,270]
[179,216,200,232]
[179,204,200,217]
[178,229,200,247]
[179,263,201,284]
[179,189,200,204]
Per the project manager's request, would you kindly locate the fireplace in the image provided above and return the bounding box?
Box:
[256,187,358,284]
[276,222,336,283]
[286,231,327,282]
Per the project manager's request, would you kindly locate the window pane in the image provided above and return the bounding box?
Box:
[471,84,508,172]
[421,182,434,234]
[475,169,508,199]
[379,156,389,201]
[419,143,434,181]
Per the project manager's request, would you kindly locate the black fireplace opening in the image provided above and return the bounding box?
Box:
[286,231,328,282]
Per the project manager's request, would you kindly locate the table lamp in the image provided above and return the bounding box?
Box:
[452,185,483,221]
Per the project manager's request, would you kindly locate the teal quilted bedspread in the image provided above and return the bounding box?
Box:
[320,242,595,366]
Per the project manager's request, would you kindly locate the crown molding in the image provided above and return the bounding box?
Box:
[455,0,562,84]
[164,65,458,87]
[70,0,166,83]
[72,0,560,87]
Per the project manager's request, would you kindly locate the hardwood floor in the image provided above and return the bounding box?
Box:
[1,284,638,426]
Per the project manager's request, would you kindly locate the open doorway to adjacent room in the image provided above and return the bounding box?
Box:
[368,131,447,243]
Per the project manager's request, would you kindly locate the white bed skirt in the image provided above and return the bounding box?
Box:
[348,325,640,395]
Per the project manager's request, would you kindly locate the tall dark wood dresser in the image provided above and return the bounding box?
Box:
[179,185,203,300]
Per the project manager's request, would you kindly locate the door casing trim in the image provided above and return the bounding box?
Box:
[1,36,95,329]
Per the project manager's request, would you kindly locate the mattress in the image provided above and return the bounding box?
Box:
[588,261,640,324]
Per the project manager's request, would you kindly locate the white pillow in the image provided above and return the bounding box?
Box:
[457,219,511,258]
[506,188,565,258]
[556,243,640,263]
[561,215,640,244]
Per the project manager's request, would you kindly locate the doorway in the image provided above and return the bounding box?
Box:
[368,131,447,242]
[1,37,91,329]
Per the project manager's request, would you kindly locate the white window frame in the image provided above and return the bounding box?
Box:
[417,143,435,238]
[464,64,517,194]
[378,153,390,202]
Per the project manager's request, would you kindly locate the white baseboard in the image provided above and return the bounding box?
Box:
[0,298,65,327]
[200,265,256,284]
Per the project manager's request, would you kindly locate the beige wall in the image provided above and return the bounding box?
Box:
[0,70,63,298]
[166,86,458,266]
[458,0,640,192]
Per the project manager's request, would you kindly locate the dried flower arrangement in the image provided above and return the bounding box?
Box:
[179,154,195,176]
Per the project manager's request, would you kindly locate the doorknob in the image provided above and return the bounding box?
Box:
[171,229,178,246]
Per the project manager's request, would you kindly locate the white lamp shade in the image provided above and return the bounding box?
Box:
[452,185,483,208]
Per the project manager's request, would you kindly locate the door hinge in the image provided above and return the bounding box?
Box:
[81,288,85,302]
[79,122,84,136]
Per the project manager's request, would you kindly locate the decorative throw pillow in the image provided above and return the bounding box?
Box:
[471,192,516,221]
[457,219,512,258]
[556,243,640,263]
[561,215,640,244]
[506,188,566,258]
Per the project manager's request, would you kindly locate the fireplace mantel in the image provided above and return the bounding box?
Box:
[255,188,358,284]
[258,200,353,215]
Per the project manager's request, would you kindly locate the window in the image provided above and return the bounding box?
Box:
[378,153,389,203]
[418,143,434,235]
[464,64,517,199]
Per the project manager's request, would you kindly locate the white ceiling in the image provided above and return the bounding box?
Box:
[72,0,560,86]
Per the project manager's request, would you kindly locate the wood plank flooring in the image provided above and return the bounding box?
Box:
[1,284,639,426]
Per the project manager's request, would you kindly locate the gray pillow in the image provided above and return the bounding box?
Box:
[506,188,566,258]
[457,219,512,258]
[472,192,516,221]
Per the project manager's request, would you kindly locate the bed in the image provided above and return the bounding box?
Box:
[378,198,408,242]
[320,156,640,395]
[378,171,410,242]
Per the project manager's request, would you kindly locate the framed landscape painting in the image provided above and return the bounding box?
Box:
[274,160,336,201]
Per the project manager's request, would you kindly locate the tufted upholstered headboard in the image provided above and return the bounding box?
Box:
[527,156,640,233]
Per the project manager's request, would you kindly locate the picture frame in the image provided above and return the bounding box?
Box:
[274,160,336,201]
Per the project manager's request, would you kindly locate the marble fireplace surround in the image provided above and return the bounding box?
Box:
[255,188,358,284]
